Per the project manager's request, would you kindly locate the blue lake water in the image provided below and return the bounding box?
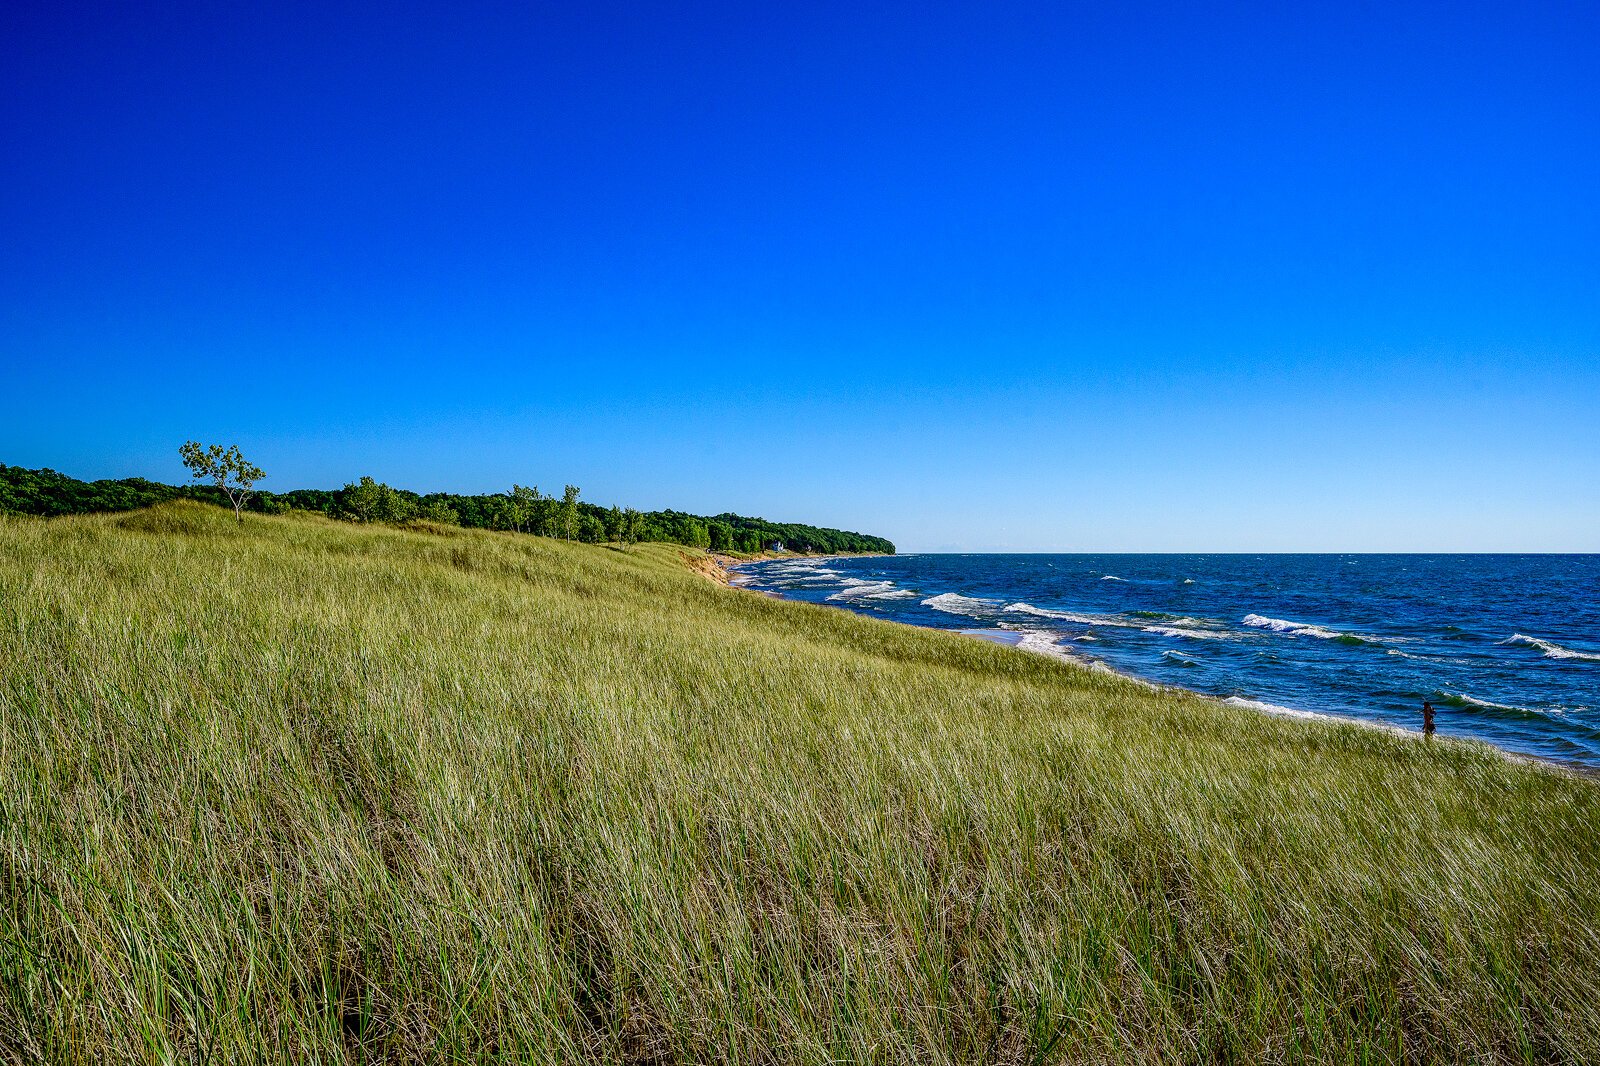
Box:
[734,554,1600,770]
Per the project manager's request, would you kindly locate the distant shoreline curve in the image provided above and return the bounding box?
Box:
[722,557,1599,781]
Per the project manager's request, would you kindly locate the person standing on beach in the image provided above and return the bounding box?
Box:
[1422,700,1436,736]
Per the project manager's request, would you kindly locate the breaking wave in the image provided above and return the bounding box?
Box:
[1222,696,1344,723]
[1242,614,1380,646]
[826,579,916,601]
[1497,634,1600,663]
[921,592,1002,618]
[1014,631,1079,661]
[1437,691,1545,717]
[1003,603,1142,628]
[1144,624,1228,641]
[763,562,843,588]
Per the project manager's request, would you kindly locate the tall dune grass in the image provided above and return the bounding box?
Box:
[1,502,1596,1063]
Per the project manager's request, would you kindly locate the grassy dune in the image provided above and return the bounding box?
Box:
[2,503,1597,1064]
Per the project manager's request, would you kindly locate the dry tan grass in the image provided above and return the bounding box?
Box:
[1,502,1596,1063]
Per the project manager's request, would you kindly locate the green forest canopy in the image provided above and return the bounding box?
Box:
[0,464,895,555]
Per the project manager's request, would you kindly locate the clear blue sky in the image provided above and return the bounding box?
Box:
[3,1,1596,551]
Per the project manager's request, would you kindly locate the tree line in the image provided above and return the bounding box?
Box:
[0,463,896,555]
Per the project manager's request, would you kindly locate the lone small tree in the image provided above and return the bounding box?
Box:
[179,441,264,521]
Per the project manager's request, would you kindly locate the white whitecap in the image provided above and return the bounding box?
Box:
[1004,602,1078,620]
[1242,613,1341,639]
[1143,625,1228,641]
[1014,631,1080,661]
[1222,696,1342,722]
[827,580,898,601]
[1004,603,1142,628]
[1439,690,1541,715]
[1241,613,1385,644]
[921,592,1002,618]
[1497,634,1600,663]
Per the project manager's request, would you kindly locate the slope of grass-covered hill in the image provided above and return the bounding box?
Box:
[2,503,1597,1063]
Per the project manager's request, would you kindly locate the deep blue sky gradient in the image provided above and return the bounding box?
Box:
[4,1,1597,550]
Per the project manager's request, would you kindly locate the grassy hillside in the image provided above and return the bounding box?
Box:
[2,503,1597,1064]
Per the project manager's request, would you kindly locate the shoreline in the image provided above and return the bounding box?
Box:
[722,557,1600,781]
[709,551,888,592]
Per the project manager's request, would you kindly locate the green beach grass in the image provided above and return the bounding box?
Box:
[2,502,1597,1063]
